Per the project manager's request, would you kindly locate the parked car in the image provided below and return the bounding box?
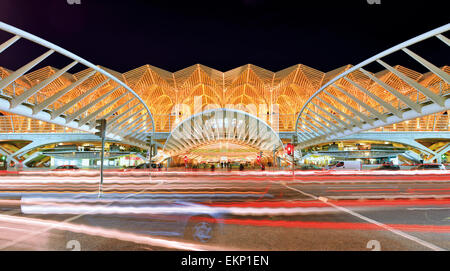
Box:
[372,163,400,170]
[52,165,80,171]
[297,164,322,170]
[134,163,157,169]
[413,163,446,170]
[327,160,362,171]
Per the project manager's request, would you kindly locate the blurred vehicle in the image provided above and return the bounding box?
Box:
[297,164,322,170]
[371,164,400,170]
[21,197,225,245]
[327,160,361,171]
[122,163,156,172]
[79,201,223,243]
[52,165,80,171]
[413,163,446,170]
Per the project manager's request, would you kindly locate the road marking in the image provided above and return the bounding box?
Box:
[282,183,446,251]
[291,180,450,184]
[330,186,399,189]
[407,207,450,211]
[407,188,450,192]
[326,195,450,200]
[327,189,401,192]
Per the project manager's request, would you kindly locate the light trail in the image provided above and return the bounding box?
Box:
[0,180,157,250]
[282,182,447,251]
[0,213,236,251]
[19,196,450,217]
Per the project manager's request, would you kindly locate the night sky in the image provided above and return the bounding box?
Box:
[0,0,448,73]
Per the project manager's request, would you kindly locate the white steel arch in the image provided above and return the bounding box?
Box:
[163,108,283,157]
[0,21,154,149]
[295,23,450,148]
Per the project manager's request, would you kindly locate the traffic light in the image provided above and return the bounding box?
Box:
[184,155,188,163]
[256,155,261,162]
[286,143,293,155]
[95,119,107,138]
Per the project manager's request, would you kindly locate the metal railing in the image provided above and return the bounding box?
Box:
[1,112,449,134]
[0,115,83,133]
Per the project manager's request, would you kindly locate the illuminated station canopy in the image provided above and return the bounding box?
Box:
[2,62,448,134]
[0,22,449,162]
[163,108,283,161]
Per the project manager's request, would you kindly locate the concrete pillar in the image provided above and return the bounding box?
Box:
[22,151,42,168]
[427,143,450,163]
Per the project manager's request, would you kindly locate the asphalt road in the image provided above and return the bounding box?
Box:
[0,170,449,251]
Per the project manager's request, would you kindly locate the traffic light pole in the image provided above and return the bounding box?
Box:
[286,143,295,176]
[291,136,297,177]
[95,119,107,198]
[273,145,276,170]
[291,150,295,176]
[99,135,105,196]
[146,135,153,180]
[149,145,153,167]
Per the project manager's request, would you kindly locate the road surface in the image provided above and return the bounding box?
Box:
[0,169,448,251]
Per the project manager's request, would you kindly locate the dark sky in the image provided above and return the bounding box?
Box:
[0,0,448,73]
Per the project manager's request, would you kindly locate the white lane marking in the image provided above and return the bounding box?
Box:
[329,186,399,189]
[291,180,450,184]
[327,195,450,200]
[282,183,446,251]
[407,207,450,211]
